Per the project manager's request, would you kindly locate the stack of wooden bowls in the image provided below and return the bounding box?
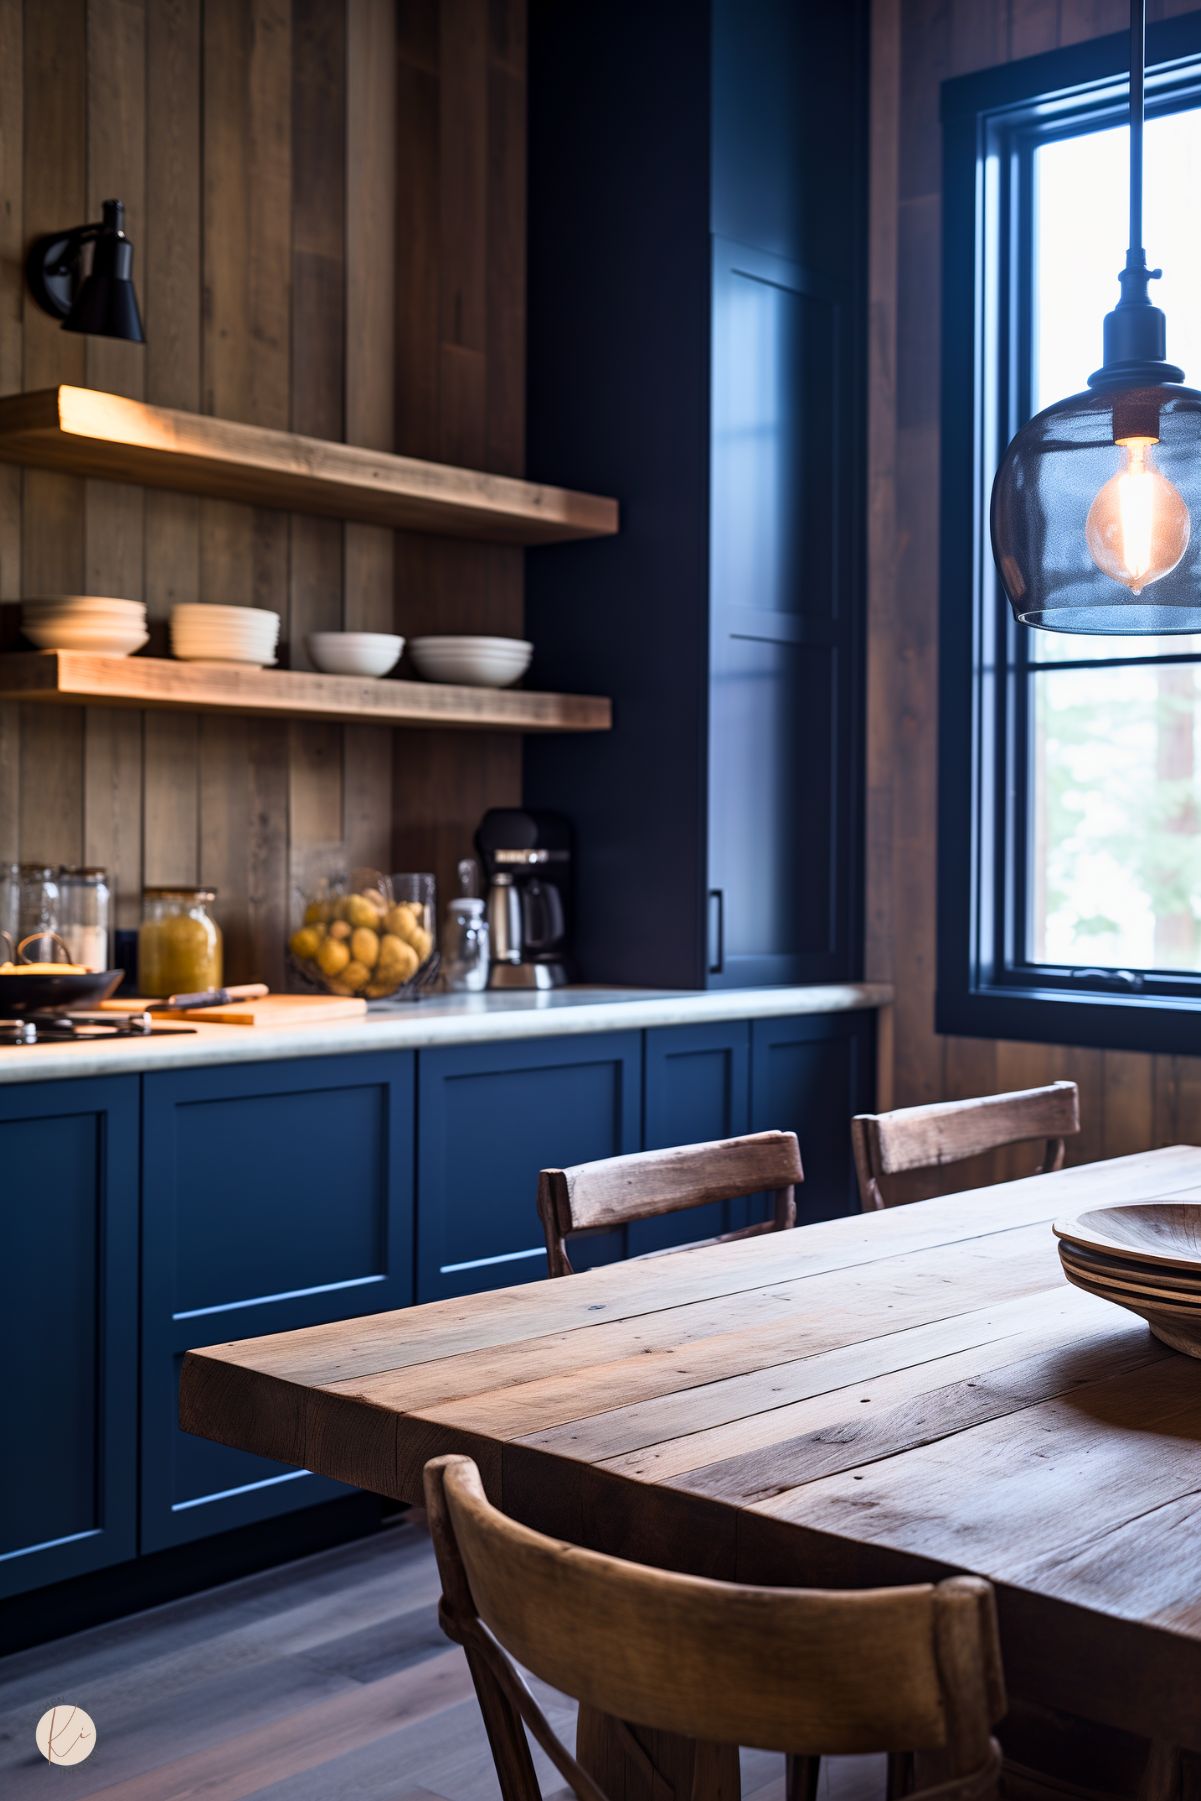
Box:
[1055,1203,1201,1358]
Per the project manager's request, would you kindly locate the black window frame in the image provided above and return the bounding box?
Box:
[938,11,1201,1058]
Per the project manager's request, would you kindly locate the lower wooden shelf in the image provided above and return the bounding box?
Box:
[0,652,612,733]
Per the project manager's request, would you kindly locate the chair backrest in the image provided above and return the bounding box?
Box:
[537,1130,803,1277]
[424,1454,1005,1799]
[852,1081,1081,1212]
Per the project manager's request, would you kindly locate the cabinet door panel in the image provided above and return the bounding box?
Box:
[143,1053,414,1550]
[629,1021,750,1256]
[417,1032,642,1300]
[750,1013,873,1224]
[0,1078,138,1599]
[708,237,859,987]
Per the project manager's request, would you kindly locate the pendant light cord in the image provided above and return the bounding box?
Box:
[1130,0,1146,259]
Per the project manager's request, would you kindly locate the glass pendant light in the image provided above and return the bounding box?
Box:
[991,0,1201,633]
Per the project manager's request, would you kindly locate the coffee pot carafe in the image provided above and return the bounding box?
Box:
[474,808,572,988]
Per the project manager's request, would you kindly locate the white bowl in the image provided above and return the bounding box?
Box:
[171,623,279,643]
[413,635,533,652]
[23,621,150,655]
[171,646,277,667]
[25,601,147,618]
[307,632,404,677]
[172,604,280,629]
[408,635,533,689]
[170,620,280,643]
[23,595,146,615]
[171,639,279,659]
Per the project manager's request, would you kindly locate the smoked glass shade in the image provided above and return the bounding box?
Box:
[990,382,1201,633]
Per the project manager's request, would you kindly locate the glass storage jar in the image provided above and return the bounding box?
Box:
[18,865,60,960]
[59,868,112,970]
[138,887,223,996]
[443,896,489,990]
[0,863,17,956]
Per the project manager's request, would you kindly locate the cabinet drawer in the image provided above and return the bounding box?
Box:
[142,1053,414,1549]
[417,1031,642,1300]
[0,1077,138,1599]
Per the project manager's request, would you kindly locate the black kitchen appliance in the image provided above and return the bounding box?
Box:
[474,808,572,988]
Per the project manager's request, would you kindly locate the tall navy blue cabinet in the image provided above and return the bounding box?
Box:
[524,0,868,989]
[0,1077,138,1600]
[140,1053,414,1550]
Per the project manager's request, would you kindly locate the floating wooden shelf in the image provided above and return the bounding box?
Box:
[0,387,619,545]
[0,653,612,733]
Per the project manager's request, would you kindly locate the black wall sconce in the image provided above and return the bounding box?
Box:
[27,198,145,343]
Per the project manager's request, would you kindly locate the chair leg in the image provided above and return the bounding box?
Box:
[786,1753,820,1801]
[1139,1743,1195,1801]
[887,1752,914,1799]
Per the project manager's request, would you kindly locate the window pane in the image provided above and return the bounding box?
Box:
[1030,111,1201,662]
[1035,109,1201,413]
[1031,663,1201,971]
[1032,631,1201,663]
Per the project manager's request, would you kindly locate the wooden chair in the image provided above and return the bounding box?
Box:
[537,1130,802,1278]
[424,1452,1006,1801]
[851,1081,1081,1213]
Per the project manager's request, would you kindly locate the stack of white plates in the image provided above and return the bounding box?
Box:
[22,596,149,656]
[171,604,281,667]
[408,635,533,688]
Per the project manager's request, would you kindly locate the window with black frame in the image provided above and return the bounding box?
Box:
[938,22,1201,1056]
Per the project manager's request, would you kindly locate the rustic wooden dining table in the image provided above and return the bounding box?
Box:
[181,1144,1201,1782]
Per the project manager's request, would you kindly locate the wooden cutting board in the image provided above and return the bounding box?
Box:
[102,993,369,1026]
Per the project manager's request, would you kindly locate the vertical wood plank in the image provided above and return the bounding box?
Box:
[344,0,397,878]
[20,0,86,870]
[288,0,346,919]
[82,0,146,925]
[0,0,22,861]
[142,0,201,887]
[391,0,525,908]
[199,0,291,985]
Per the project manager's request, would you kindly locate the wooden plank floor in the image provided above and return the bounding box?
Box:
[0,1520,883,1799]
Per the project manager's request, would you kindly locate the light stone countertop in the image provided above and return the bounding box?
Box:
[0,982,893,1086]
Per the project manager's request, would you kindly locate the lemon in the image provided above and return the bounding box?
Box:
[290,926,322,961]
[317,937,351,977]
[350,926,380,968]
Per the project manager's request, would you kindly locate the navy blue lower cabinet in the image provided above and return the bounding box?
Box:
[417,1031,643,1299]
[750,1013,874,1224]
[628,1020,751,1255]
[0,1077,139,1600]
[141,1053,415,1550]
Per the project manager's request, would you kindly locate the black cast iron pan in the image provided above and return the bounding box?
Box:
[0,968,125,1016]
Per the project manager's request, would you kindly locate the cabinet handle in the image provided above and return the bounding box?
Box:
[708,889,724,976]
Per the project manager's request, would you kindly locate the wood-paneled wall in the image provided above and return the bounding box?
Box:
[868,0,1201,1189]
[0,0,525,987]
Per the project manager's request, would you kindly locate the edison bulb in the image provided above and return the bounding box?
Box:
[1085,437,1190,594]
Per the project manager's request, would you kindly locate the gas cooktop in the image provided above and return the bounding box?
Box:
[0,1011,198,1046]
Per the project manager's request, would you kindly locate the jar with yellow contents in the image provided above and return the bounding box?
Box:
[138,887,223,997]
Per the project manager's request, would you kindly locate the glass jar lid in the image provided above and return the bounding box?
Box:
[143,886,217,902]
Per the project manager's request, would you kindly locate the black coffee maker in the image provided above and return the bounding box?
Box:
[474,808,572,988]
